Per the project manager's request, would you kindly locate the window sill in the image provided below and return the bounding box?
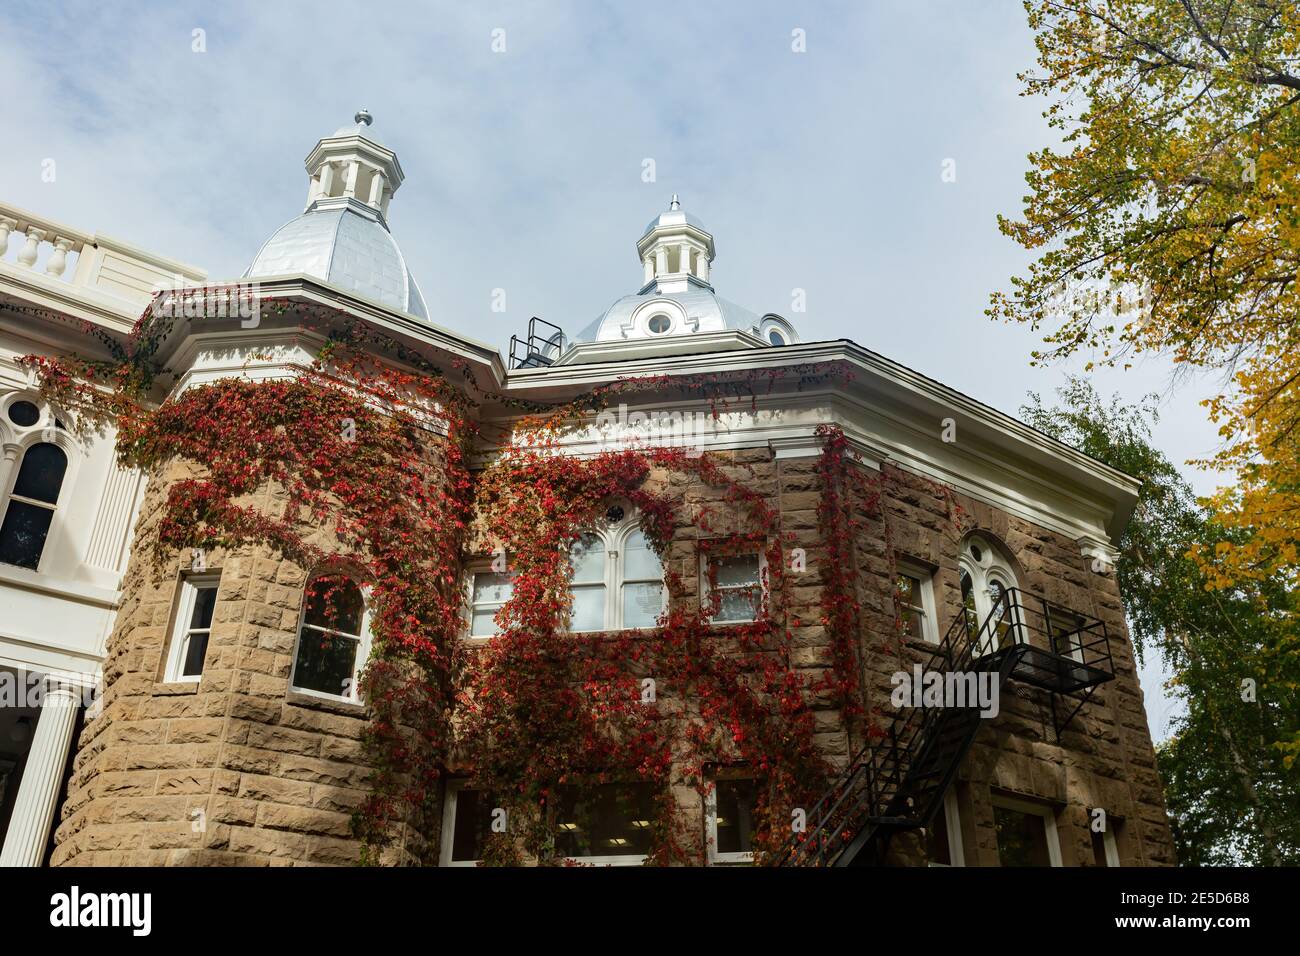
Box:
[152,680,200,696]
[285,690,367,717]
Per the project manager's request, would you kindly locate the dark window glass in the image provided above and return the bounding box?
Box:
[303,578,364,634]
[926,805,952,865]
[715,779,757,855]
[1091,829,1108,866]
[553,783,655,858]
[181,632,209,678]
[293,630,359,696]
[6,401,40,427]
[11,443,67,504]
[993,805,1052,867]
[190,585,218,630]
[450,788,496,863]
[0,502,53,569]
[767,329,785,346]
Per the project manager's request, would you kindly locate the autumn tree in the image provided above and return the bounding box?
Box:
[1023,379,1299,865]
[992,1,1300,590]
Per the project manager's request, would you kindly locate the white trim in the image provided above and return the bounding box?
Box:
[163,571,220,683]
[896,559,939,645]
[990,794,1062,867]
[927,789,965,867]
[701,549,768,625]
[465,564,513,640]
[439,779,483,867]
[705,777,756,866]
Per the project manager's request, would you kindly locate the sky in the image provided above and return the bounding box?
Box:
[0,0,1218,740]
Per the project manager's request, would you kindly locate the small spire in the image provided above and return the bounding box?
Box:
[669,194,680,210]
[354,108,373,126]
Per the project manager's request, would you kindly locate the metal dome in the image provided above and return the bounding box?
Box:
[243,199,428,320]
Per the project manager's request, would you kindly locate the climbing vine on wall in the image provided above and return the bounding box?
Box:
[24,291,960,865]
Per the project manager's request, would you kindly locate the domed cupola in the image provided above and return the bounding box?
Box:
[244,110,429,321]
[569,197,799,350]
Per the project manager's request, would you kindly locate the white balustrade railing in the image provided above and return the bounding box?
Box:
[0,201,206,307]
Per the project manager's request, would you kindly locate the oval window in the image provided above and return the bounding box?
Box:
[647,314,671,334]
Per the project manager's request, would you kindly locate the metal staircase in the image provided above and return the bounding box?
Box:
[774,587,1114,866]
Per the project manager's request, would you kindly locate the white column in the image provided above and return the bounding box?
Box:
[680,242,692,275]
[697,253,710,283]
[643,256,654,285]
[0,217,16,258]
[367,170,385,208]
[343,161,359,198]
[317,163,336,199]
[654,246,668,275]
[0,680,80,867]
[45,237,74,277]
[16,227,45,268]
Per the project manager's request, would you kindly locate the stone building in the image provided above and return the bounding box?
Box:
[0,114,1175,867]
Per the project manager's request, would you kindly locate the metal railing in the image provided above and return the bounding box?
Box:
[773,586,1113,866]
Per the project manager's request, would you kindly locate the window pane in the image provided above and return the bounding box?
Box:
[471,572,513,606]
[0,501,54,570]
[451,788,495,863]
[7,401,40,427]
[470,608,501,637]
[570,584,606,631]
[622,582,663,628]
[713,555,759,589]
[1091,829,1108,867]
[905,608,926,641]
[623,530,662,580]
[570,535,606,584]
[554,783,655,858]
[926,805,952,865]
[181,632,209,678]
[293,629,359,696]
[715,779,756,855]
[303,579,364,635]
[12,443,67,504]
[993,805,1052,867]
[715,587,760,623]
[896,573,920,607]
[189,585,218,630]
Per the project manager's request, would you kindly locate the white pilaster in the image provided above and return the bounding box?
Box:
[0,680,80,867]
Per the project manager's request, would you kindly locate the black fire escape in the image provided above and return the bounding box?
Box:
[774,587,1114,866]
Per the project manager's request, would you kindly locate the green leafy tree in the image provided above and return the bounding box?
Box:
[1022,378,1299,865]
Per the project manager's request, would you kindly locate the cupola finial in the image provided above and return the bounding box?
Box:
[354,108,373,126]
[669,194,681,210]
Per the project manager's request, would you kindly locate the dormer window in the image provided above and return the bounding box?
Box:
[767,329,787,346]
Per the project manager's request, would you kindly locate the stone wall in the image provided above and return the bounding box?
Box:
[52,442,1175,866]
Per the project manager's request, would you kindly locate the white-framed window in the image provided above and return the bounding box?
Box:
[959,535,1021,655]
[439,779,495,866]
[289,576,371,702]
[1091,817,1122,867]
[553,781,656,866]
[562,512,665,633]
[896,560,938,644]
[990,794,1062,867]
[0,440,69,572]
[466,568,514,638]
[163,572,221,683]
[925,789,966,866]
[706,777,757,865]
[702,551,766,625]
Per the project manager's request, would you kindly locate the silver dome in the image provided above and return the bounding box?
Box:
[573,288,764,343]
[243,199,428,321]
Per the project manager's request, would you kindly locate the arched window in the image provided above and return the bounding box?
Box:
[959,535,1020,655]
[561,513,665,633]
[0,442,68,571]
[290,576,370,700]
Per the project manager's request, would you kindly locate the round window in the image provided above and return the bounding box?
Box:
[647,314,671,335]
[768,329,786,346]
[7,401,40,428]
